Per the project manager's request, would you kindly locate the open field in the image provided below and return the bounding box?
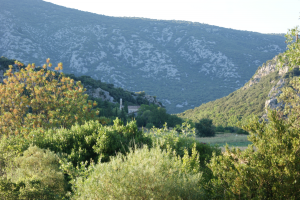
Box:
[195,133,252,152]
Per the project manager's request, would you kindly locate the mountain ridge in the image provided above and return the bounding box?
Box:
[1,0,286,113]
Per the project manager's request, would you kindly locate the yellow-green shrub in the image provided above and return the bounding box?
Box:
[0,59,100,136]
[2,145,66,199]
[73,145,205,200]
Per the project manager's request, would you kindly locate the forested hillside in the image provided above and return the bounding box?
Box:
[178,55,300,127]
[0,0,286,113]
[0,56,182,127]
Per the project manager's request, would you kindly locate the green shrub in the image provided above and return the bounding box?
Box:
[145,122,154,129]
[73,145,205,199]
[224,126,236,133]
[92,118,152,162]
[215,125,225,132]
[2,145,66,199]
[147,122,221,182]
[195,118,215,137]
[208,110,300,199]
[29,120,101,166]
[236,128,249,135]
[28,118,151,166]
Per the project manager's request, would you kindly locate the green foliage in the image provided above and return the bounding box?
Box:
[67,74,149,106]
[135,91,146,96]
[207,31,300,199]
[215,125,225,132]
[124,101,128,113]
[278,26,300,69]
[0,119,152,197]
[137,104,183,128]
[28,119,151,165]
[178,69,280,127]
[145,122,154,129]
[73,145,205,199]
[0,57,16,71]
[195,118,215,137]
[29,120,101,166]
[92,118,152,162]
[224,126,236,133]
[147,123,221,182]
[208,110,300,199]
[1,146,66,199]
[0,59,101,136]
[236,128,249,135]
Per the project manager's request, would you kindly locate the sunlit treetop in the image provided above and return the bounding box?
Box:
[0,58,105,136]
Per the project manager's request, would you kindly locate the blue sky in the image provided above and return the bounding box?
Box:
[44,0,300,34]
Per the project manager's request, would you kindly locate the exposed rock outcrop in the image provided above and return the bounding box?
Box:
[264,79,285,113]
[141,95,162,107]
[85,87,115,103]
[243,56,289,90]
[262,66,300,120]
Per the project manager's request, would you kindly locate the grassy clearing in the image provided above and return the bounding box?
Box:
[195,133,252,152]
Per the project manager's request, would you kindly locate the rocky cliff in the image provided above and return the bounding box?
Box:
[241,56,294,117]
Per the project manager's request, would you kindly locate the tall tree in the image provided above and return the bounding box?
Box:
[0,59,100,135]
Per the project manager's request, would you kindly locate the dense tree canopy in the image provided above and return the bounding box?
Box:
[195,118,215,137]
[136,104,183,128]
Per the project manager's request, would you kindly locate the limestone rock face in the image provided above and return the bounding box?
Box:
[265,98,284,112]
[86,87,115,103]
[263,70,298,120]
[261,79,285,120]
[142,95,162,107]
[243,56,289,90]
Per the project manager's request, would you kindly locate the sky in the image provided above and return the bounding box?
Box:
[44,0,300,34]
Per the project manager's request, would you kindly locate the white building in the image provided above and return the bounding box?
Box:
[128,106,140,114]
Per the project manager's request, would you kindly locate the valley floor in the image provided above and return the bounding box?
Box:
[195,133,252,152]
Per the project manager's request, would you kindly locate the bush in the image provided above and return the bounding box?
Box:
[236,128,249,135]
[215,125,225,132]
[73,145,205,199]
[195,118,215,137]
[208,109,300,199]
[2,146,66,199]
[92,118,152,162]
[28,118,151,165]
[29,120,101,166]
[145,122,154,129]
[147,122,221,182]
[224,126,236,133]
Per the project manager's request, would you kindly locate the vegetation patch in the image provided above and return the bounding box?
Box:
[178,70,280,127]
